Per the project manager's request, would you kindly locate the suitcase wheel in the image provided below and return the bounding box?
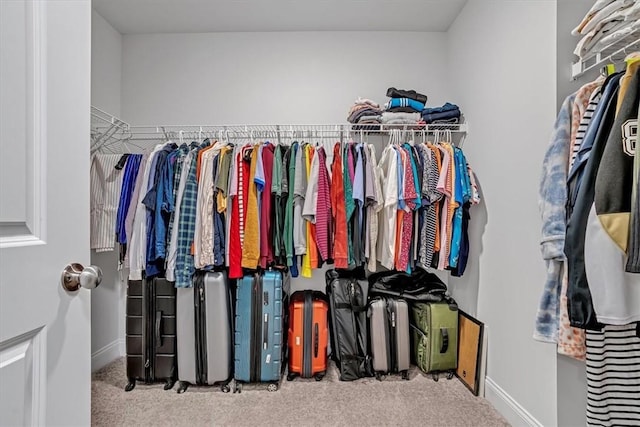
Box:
[221,384,231,393]
[176,382,189,394]
[375,373,384,381]
[446,371,455,380]
[234,383,242,394]
[432,373,440,382]
[286,373,297,382]
[267,382,278,392]
[164,379,176,391]
[314,372,325,382]
[124,380,136,392]
[401,371,410,381]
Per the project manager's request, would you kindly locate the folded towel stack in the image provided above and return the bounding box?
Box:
[347,97,382,130]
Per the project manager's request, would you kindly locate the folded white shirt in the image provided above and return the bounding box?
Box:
[591,19,640,54]
[574,2,640,58]
[574,0,634,35]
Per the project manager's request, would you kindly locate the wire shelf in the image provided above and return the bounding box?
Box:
[571,27,640,80]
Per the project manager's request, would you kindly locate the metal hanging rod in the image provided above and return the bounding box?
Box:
[90,107,469,150]
[110,123,468,140]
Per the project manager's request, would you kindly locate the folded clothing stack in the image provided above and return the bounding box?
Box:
[380,87,428,127]
[380,112,424,129]
[421,102,462,125]
[572,0,640,60]
[347,97,382,130]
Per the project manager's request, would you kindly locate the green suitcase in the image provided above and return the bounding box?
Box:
[410,301,458,380]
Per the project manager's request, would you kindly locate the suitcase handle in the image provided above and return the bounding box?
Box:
[440,328,449,354]
[155,311,163,348]
[314,323,319,358]
[263,313,269,350]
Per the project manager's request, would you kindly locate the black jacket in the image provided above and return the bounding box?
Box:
[565,73,621,330]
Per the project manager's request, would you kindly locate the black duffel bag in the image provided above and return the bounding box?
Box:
[367,268,452,304]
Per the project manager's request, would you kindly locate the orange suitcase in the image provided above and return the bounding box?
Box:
[287,290,329,381]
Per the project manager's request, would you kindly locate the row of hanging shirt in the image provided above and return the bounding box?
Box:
[537,55,640,427]
[106,131,480,288]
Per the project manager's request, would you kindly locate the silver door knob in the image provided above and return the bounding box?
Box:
[61,263,103,292]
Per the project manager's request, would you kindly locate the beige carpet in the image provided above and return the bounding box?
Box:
[92,358,510,426]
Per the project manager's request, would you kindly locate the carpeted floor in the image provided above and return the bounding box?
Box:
[92,358,510,426]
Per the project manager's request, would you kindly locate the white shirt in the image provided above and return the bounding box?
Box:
[367,144,383,272]
[302,150,320,224]
[376,146,398,270]
[128,144,163,280]
[585,204,640,325]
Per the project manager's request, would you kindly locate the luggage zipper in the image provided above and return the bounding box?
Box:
[145,278,154,383]
[199,280,208,385]
[303,291,313,378]
[194,279,202,385]
[350,279,366,366]
[388,299,397,373]
[251,274,263,382]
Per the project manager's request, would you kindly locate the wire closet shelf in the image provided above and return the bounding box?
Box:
[90,107,469,153]
[571,27,640,80]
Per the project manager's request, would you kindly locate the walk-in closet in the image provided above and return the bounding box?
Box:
[0,0,638,426]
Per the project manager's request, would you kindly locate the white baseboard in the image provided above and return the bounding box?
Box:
[91,339,124,372]
[485,377,543,427]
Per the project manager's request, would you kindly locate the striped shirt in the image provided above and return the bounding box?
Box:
[90,154,124,252]
[586,324,640,427]
[315,146,332,262]
[571,86,603,168]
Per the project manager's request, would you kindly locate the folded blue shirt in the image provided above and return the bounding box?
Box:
[385,98,425,112]
[422,102,460,115]
[422,109,461,123]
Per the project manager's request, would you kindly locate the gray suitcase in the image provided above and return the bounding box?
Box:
[176,271,233,393]
[368,297,411,380]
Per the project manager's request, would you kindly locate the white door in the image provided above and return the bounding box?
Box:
[0,0,92,425]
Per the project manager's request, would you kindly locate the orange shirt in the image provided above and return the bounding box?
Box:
[241,144,261,268]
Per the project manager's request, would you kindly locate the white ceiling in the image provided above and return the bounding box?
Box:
[93,0,468,34]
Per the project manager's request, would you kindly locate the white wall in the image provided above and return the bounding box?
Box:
[555,1,593,425]
[90,10,124,371]
[121,31,452,125]
[447,1,558,426]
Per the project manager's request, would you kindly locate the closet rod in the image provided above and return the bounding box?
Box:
[99,123,468,138]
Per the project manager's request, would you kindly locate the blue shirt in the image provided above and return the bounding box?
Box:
[449,148,468,268]
[143,143,177,277]
[396,148,405,211]
[353,143,365,228]
[115,154,142,244]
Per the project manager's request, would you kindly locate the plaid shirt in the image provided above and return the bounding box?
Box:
[175,140,210,288]
[165,144,191,258]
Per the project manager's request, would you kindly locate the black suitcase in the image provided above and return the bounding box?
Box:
[325,270,372,381]
[125,278,177,391]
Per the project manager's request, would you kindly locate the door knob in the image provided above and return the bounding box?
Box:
[61,263,103,292]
